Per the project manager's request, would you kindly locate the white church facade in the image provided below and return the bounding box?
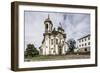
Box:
[40,15,67,55]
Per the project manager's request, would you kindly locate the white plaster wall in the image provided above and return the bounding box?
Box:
[78,36,90,49]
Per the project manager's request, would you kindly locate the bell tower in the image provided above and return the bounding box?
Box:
[44,15,53,33]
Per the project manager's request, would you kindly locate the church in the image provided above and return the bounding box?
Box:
[40,15,67,55]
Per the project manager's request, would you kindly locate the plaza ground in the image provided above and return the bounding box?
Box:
[25,54,90,61]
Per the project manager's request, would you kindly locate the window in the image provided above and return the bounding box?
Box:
[88,42,90,45]
[82,44,84,46]
[85,38,86,41]
[53,50,56,53]
[46,24,48,29]
[82,39,84,42]
[51,39,53,45]
[79,45,81,47]
[85,43,87,46]
[56,39,58,44]
[88,37,90,40]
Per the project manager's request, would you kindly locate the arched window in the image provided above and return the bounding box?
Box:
[46,24,48,29]
[56,39,58,44]
[51,39,53,45]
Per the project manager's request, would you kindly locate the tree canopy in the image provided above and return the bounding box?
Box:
[25,44,39,58]
[67,39,76,53]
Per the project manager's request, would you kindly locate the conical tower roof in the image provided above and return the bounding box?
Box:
[44,14,53,25]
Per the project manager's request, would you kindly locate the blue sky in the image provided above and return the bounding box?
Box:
[24,11,90,49]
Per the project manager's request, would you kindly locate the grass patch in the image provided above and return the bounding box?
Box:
[25,54,90,62]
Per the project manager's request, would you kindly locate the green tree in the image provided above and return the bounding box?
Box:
[25,44,39,58]
[67,39,76,53]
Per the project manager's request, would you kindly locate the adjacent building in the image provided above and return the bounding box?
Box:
[40,15,67,55]
[77,34,90,53]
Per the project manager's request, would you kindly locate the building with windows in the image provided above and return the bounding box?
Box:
[40,15,67,55]
[77,34,90,53]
